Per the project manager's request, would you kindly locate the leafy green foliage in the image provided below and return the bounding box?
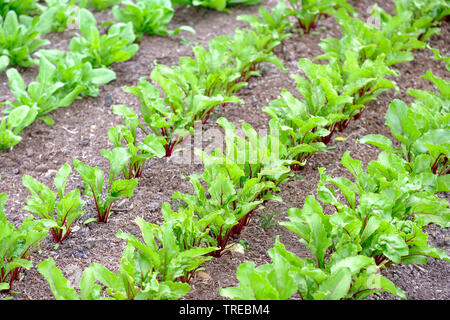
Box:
[360,72,449,176]
[173,121,282,256]
[22,164,86,243]
[38,213,216,299]
[112,0,195,41]
[220,235,405,300]
[173,171,265,257]
[172,0,263,12]
[0,0,40,17]
[286,0,355,33]
[0,105,38,149]
[38,248,190,300]
[369,3,442,46]
[36,49,117,98]
[117,217,217,283]
[123,19,286,157]
[272,55,396,150]
[1,55,85,125]
[37,0,78,33]
[318,151,450,263]
[0,10,50,72]
[73,148,138,223]
[161,202,217,252]
[221,139,449,300]
[319,8,428,66]
[1,193,54,293]
[108,104,166,179]
[0,49,116,150]
[69,8,139,68]
[173,117,298,248]
[226,27,287,82]
[177,37,246,99]
[392,0,449,41]
[124,65,241,157]
[78,0,121,11]
[213,117,296,190]
[237,0,292,42]
[263,89,330,170]
[310,52,396,129]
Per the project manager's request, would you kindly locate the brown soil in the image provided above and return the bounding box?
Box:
[0,0,449,301]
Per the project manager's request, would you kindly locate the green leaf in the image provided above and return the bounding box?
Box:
[313,267,352,300]
[73,158,105,199]
[0,55,9,72]
[219,261,279,300]
[359,134,394,152]
[54,163,72,199]
[101,147,131,185]
[38,258,80,300]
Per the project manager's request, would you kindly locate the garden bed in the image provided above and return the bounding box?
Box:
[0,0,448,300]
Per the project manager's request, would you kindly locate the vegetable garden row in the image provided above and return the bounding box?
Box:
[0,0,449,300]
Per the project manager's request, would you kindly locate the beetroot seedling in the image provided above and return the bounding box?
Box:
[22,163,85,243]
[73,148,138,223]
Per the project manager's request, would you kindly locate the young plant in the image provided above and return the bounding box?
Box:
[1,55,85,125]
[112,0,195,42]
[108,104,166,179]
[237,0,293,43]
[73,147,138,223]
[0,0,40,17]
[177,35,250,102]
[22,163,86,243]
[220,235,405,300]
[226,27,287,83]
[0,105,38,149]
[286,0,355,34]
[360,73,450,176]
[172,174,259,257]
[69,8,139,68]
[36,49,117,98]
[38,248,190,300]
[263,89,330,170]
[37,0,78,33]
[0,11,50,72]
[123,66,240,157]
[392,0,449,40]
[317,151,450,265]
[214,117,297,189]
[293,55,397,137]
[1,193,54,293]
[117,217,217,283]
[161,202,218,256]
[174,133,278,256]
[194,122,288,236]
[318,8,428,66]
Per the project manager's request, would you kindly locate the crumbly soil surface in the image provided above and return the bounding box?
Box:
[0,0,449,301]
